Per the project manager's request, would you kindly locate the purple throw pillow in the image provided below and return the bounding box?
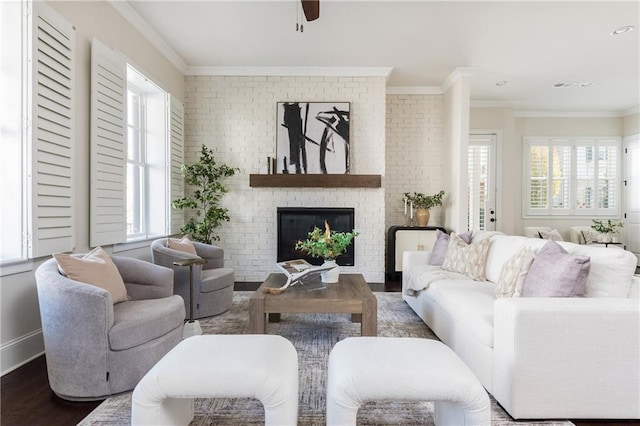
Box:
[428,230,472,266]
[522,240,590,297]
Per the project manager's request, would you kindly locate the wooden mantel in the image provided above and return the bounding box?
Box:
[249,174,381,188]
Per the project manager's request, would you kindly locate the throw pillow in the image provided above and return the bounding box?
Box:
[537,229,564,241]
[495,247,535,298]
[581,229,601,245]
[442,233,490,281]
[428,230,472,266]
[522,240,590,297]
[428,230,449,266]
[53,246,128,303]
[168,237,198,256]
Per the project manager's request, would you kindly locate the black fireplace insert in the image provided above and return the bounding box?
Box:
[277,207,355,266]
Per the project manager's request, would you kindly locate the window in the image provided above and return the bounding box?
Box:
[125,66,168,240]
[90,39,182,246]
[1,1,74,268]
[524,137,620,216]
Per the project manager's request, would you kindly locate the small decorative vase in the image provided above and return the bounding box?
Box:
[415,208,430,227]
[321,259,339,283]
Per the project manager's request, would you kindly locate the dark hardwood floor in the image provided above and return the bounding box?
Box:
[1,281,637,425]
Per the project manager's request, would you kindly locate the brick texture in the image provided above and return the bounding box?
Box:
[385,94,445,230]
[185,76,386,282]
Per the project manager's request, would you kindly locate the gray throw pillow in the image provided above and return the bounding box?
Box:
[428,230,471,266]
[522,240,590,297]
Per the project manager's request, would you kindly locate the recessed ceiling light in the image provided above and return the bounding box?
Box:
[553,82,575,88]
[610,25,635,36]
[496,80,508,86]
[580,82,593,87]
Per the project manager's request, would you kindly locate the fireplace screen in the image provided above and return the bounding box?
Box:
[277,207,355,266]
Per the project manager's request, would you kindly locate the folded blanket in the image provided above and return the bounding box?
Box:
[404,265,468,295]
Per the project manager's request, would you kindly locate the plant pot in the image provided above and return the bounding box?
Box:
[415,208,430,227]
[321,260,339,283]
[597,233,612,243]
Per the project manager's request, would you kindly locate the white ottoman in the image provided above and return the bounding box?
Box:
[131,335,298,426]
[327,337,490,426]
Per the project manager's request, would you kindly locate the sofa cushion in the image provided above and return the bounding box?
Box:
[559,242,637,297]
[495,247,535,298]
[425,279,496,348]
[201,267,234,293]
[580,229,601,245]
[109,296,184,351]
[53,246,128,304]
[442,233,490,281]
[522,241,590,297]
[484,235,547,284]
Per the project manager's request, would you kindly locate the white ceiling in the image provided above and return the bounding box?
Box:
[124,0,639,113]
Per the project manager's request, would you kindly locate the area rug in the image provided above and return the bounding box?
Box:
[79,292,573,426]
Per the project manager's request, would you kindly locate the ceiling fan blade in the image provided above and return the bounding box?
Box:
[301,0,319,21]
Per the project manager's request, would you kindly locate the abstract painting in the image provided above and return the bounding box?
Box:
[276,102,350,174]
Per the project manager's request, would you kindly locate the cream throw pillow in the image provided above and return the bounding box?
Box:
[495,247,535,298]
[53,246,128,304]
[442,233,490,281]
[538,229,564,241]
[168,237,198,256]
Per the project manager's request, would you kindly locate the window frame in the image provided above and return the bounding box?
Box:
[523,136,621,218]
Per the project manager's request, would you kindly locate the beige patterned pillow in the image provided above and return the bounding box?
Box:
[442,233,491,281]
[538,229,564,241]
[54,246,128,304]
[495,247,535,298]
[581,229,601,244]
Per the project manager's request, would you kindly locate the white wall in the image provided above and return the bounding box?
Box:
[184,76,387,283]
[0,1,185,376]
[385,94,444,229]
[442,77,471,232]
[470,107,516,235]
[623,112,640,136]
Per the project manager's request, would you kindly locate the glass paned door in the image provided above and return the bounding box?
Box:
[468,134,497,231]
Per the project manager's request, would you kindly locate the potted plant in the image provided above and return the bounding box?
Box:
[172,145,238,244]
[295,221,358,283]
[403,190,445,227]
[591,219,624,243]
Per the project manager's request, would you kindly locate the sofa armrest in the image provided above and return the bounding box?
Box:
[401,251,432,293]
[193,241,224,269]
[111,256,174,300]
[493,297,640,419]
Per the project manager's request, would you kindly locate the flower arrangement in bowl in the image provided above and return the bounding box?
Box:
[403,190,445,226]
[295,221,358,283]
[591,219,624,243]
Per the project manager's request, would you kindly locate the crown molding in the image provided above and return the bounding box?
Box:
[470,100,519,108]
[386,86,442,95]
[440,67,477,93]
[109,1,188,74]
[622,105,640,116]
[514,110,626,118]
[185,66,394,78]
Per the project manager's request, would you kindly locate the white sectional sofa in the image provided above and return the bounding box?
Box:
[402,232,639,420]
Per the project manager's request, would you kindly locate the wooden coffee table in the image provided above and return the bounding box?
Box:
[249,273,377,336]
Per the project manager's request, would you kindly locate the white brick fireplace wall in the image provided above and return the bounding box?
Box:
[185,76,386,282]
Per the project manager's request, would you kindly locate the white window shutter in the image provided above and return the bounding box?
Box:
[28,2,75,257]
[90,38,127,246]
[169,96,185,235]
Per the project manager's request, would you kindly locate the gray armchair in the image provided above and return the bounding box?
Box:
[35,255,185,401]
[151,238,234,319]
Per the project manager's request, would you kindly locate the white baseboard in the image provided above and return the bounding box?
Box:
[1,329,45,376]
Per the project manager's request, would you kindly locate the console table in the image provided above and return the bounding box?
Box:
[386,226,447,281]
